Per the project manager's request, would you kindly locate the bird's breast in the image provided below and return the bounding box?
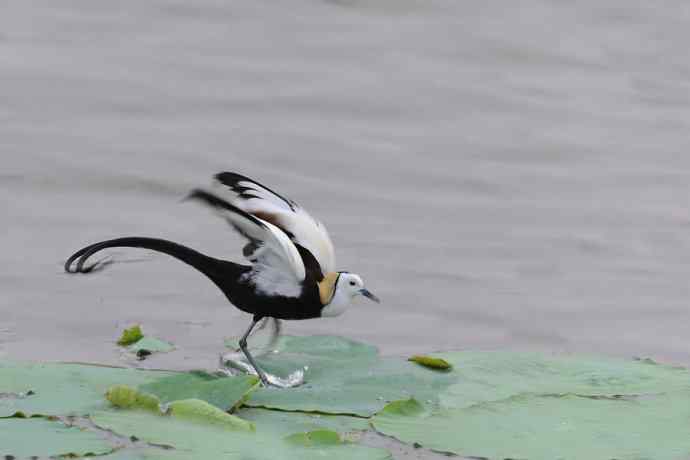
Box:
[224,275,323,321]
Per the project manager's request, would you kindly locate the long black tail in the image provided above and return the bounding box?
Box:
[64,237,247,299]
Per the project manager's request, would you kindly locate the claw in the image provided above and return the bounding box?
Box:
[220,317,300,388]
[219,353,305,388]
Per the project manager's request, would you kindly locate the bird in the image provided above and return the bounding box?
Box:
[64,172,380,386]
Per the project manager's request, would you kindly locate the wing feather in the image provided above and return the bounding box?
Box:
[214,172,336,276]
[187,189,305,282]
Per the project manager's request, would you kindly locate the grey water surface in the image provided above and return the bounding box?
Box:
[3,0,690,377]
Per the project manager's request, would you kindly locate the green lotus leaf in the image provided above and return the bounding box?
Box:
[168,398,254,431]
[434,351,690,409]
[96,408,374,460]
[139,371,259,412]
[238,407,370,436]
[374,393,690,460]
[374,398,424,416]
[285,429,341,446]
[92,409,392,460]
[0,417,112,458]
[244,335,456,416]
[106,385,161,412]
[117,325,144,346]
[408,355,452,370]
[84,447,190,460]
[272,335,380,359]
[105,384,255,431]
[372,352,690,459]
[12,336,685,460]
[128,336,175,354]
[0,361,174,417]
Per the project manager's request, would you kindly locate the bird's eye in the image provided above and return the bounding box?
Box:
[349,281,356,286]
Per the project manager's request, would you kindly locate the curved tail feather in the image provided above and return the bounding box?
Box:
[64,237,246,299]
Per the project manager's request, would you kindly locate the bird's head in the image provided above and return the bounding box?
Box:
[319,272,380,317]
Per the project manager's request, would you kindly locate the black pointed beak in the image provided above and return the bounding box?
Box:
[360,288,380,303]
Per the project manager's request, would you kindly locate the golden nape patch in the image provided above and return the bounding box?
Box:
[318,272,339,305]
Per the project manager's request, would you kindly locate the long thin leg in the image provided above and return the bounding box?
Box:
[239,317,270,386]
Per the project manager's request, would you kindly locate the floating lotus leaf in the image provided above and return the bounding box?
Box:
[285,429,341,446]
[92,409,392,460]
[81,437,213,460]
[0,361,174,417]
[8,336,685,460]
[238,407,369,436]
[244,335,456,416]
[168,398,254,431]
[408,355,452,370]
[372,352,690,459]
[270,335,379,359]
[139,371,259,411]
[105,383,255,431]
[0,417,112,458]
[434,351,690,409]
[86,448,189,460]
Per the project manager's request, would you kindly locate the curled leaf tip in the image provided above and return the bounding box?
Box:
[379,398,425,417]
[117,325,144,346]
[408,355,452,370]
[285,429,342,446]
[105,385,160,412]
[169,399,255,432]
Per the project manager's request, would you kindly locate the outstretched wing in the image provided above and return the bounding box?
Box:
[213,172,336,279]
[187,189,305,297]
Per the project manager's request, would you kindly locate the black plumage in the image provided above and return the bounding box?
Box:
[64,222,325,322]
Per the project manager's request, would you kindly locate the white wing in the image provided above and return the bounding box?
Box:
[213,172,336,275]
[187,190,305,290]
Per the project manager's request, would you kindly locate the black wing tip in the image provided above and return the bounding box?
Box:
[215,172,251,187]
[214,171,297,211]
[186,189,233,212]
[185,188,224,206]
[186,188,266,227]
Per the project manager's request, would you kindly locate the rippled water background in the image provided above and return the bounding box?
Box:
[3,1,690,372]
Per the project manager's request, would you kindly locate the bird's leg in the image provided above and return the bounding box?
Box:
[221,317,303,388]
[239,317,270,386]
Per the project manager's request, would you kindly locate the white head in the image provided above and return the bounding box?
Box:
[320,272,380,317]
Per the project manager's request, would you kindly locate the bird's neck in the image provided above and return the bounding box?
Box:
[317,272,340,305]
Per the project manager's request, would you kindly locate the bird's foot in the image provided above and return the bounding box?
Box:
[218,352,305,388]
